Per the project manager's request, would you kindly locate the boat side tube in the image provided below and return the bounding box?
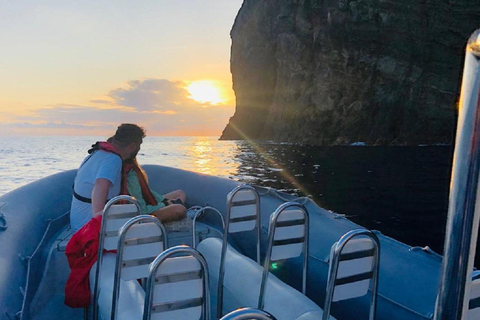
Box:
[0,170,76,318]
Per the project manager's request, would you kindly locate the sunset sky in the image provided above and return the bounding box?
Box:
[0,0,243,136]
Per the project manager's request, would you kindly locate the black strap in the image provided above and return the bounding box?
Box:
[73,189,92,203]
[339,248,375,262]
[72,188,110,204]
[335,271,374,286]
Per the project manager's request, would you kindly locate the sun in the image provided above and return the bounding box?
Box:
[187,80,224,105]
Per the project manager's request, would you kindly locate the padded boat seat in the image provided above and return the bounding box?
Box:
[89,253,145,320]
[197,237,335,320]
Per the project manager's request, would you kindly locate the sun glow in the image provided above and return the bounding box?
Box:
[187,81,224,105]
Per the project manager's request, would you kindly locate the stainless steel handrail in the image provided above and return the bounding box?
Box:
[434,29,480,320]
[92,195,142,320]
[217,184,261,318]
[111,215,167,320]
[192,205,226,248]
[143,245,210,320]
[258,202,309,310]
[322,229,381,320]
[220,308,277,320]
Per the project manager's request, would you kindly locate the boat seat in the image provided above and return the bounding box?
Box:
[218,185,261,316]
[89,253,145,320]
[323,229,380,320]
[197,237,334,320]
[143,245,210,320]
[259,202,309,309]
[111,215,168,319]
[468,271,480,320]
[91,196,143,320]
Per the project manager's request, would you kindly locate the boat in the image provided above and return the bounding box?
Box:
[0,164,440,320]
[1,29,480,320]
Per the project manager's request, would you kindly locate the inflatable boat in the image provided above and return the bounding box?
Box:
[0,165,442,320]
[2,29,480,320]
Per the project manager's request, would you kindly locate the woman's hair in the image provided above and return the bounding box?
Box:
[134,158,149,183]
[124,157,149,184]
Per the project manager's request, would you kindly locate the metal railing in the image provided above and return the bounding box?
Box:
[191,205,225,249]
[434,29,480,320]
[111,215,167,320]
[92,195,142,320]
[220,308,277,320]
[322,229,380,320]
[217,185,261,317]
[143,245,210,320]
[258,202,309,310]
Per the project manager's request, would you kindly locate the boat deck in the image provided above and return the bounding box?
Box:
[27,221,219,320]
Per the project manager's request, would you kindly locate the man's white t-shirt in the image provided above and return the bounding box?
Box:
[70,150,122,231]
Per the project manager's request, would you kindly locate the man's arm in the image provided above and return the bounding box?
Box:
[92,178,111,216]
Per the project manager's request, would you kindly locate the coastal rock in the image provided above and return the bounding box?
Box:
[221,0,480,145]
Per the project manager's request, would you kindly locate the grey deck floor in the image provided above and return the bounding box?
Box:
[27,221,217,320]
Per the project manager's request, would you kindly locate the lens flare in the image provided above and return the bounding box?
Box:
[227,122,312,198]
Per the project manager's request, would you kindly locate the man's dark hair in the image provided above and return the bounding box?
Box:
[112,123,146,146]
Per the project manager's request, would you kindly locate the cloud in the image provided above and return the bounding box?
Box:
[90,99,113,104]
[2,78,235,136]
[109,79,197,112]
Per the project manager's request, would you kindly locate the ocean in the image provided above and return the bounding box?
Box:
[0,136,454,258]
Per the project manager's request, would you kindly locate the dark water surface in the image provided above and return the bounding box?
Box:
[233,143,453,259]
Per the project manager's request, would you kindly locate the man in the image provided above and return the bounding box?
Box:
[70,123,145,231]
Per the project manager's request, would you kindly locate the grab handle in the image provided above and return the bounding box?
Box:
[0,213,7,231]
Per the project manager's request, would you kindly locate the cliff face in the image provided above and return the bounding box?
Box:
[221,0,480,145]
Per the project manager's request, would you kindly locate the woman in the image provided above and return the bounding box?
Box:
[124,158,187,222]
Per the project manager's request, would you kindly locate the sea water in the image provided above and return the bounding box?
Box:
[0,136,453,258]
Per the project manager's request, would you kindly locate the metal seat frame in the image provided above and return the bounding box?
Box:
[92,195,142,320]
[220,307,277,320]
[111,215,168,320]
[143,245,211,320]
[191,205,226,249]
[322,229,381,320]
[258,202,309,310]
[218,185,261,317]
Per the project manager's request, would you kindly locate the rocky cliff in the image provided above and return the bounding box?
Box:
[220,0,480,145]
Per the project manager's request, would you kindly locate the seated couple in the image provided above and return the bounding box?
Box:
[124,157,187,222]
[70,123,186,232]
[65,124,188,309]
